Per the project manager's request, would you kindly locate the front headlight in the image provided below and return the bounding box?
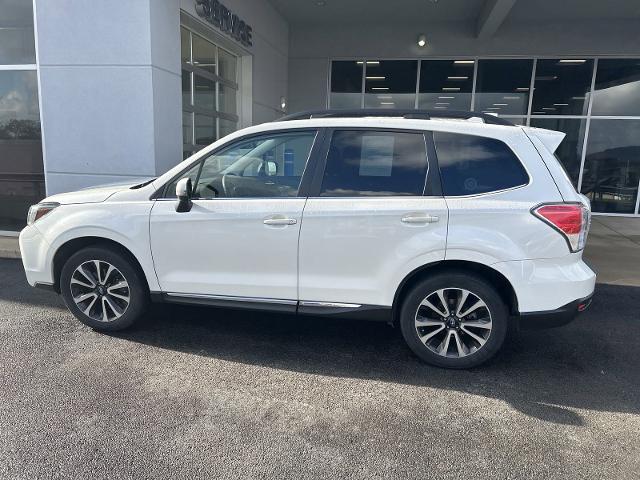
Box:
[27,202,60,226]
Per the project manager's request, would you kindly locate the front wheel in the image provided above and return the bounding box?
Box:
[60,246,149,331]
[399,272,508,369]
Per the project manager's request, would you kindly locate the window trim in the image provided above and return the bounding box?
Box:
[431,130,531,198]
[152,128,324,200]
[307,127,437,198]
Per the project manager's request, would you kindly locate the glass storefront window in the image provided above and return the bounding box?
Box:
[180,27,239,156]
[364,60,417,109]
[592,59,640,116]
[330,60,362,109]
[531,59,594,116]
[0,70,44,231]
[219,118,237,139]
[192,33,216,75]
[475,59,533,115]
[0,0,36,64]
[194,114,216,146]
[218,48,237,83]
[580,119,640,214]
[530,118,586,187]
[418,60,474,111]
[180,27,190,64]
[218,83,236,115]
[193,74,215,110]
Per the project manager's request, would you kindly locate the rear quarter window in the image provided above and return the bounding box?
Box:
[433,131,529,196]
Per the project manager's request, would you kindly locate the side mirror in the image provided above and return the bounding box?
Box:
[175,177,193,213]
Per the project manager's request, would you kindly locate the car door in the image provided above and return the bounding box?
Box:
[149,130,319,305]
[298,128,448,309]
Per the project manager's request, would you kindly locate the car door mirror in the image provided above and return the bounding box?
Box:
[175,177,193,213]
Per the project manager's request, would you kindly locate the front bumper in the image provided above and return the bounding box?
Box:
[18,224,53,287]
[516,293,594,330]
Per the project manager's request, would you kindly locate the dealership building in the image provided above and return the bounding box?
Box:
[1,0,639,232]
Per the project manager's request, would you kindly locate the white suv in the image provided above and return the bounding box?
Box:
[19,110,595,368]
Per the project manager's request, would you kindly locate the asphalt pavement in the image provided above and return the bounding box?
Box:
[1,258,639,479]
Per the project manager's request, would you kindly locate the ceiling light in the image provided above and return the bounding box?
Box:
[380,102,395,105]
[447,76,468,80]
[435,102,450,105]
[442,87,460,91]
[356,61,380,65]
[366,76,385,80]
[516,87,529,91]
[533,111,546,114]
[542,107,556,110]
[559,59,586,64]
[536,76,558,81]
[377,95,392,99]
[553,103,569,106]
[454,60,474,64]
[417,34,427,48]
[503,96,520,100]
[572,96,585,100]
[433,106,447,109]
[371,87,389,90]
[486,107,500,110]
[439,96,455,99]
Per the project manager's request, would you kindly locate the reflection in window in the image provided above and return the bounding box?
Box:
[0,0,36,64]
[531,59,593,116]
[194,115,215,145]
[0,71,44,230]
[330,61,363,109]
[434,132,529,196]
[530,118,586,187]
[419,60,474,111]
[592,59,640,116]
[364,61,418,109]
[475,59,533,115]
[580,120,640,214]
[320,130,428,196]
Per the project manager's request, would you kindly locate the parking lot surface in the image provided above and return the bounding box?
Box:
[1,258,639,479]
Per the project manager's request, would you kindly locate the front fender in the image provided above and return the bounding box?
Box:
[36,201,159,291]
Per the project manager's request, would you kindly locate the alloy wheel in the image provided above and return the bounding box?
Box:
[414,288,493,358]
[69,260,131,322]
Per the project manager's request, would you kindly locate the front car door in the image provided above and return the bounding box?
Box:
[149,130,319,304]
[298,128,448,311]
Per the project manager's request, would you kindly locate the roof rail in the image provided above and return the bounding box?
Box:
[278,109,514,126]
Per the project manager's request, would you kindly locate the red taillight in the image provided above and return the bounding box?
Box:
[532,203,590,252]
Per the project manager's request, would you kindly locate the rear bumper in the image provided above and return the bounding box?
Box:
[516,293,594,330]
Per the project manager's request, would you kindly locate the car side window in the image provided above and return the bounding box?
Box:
[163,131,317,199]
[433,131,529,196]
[319,130,429,196]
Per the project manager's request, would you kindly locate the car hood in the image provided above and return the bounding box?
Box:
[42,178,155,205]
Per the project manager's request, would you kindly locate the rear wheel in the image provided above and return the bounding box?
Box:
[60,246,148,331]
[399,272,508,368]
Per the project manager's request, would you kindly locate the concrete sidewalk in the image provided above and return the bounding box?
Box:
[2,215,639,285]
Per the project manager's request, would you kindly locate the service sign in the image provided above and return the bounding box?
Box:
[195,0,253,47]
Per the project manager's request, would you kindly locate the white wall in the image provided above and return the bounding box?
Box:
[34,0,183,194]
[288,19,640,112]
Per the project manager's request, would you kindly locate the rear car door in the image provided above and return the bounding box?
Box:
[150,130,319,303]
[298,128,448,310]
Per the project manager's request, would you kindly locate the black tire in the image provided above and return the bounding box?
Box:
[399,271,508,369]
[60,245,149,331]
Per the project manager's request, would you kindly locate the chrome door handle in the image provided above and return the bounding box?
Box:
[263,217,297,226]
[401,214,439,224]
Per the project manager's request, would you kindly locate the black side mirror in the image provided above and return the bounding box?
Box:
[175,177,193,213]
